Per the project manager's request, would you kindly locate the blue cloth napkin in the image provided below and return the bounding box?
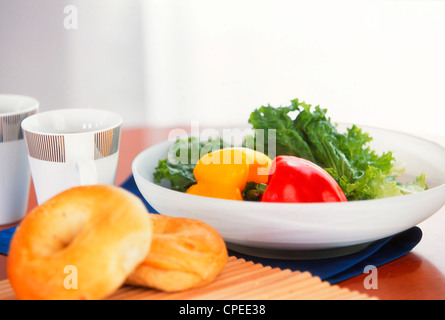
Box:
[0,175,422,285]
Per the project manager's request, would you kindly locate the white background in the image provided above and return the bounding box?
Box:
[0,0,444,142]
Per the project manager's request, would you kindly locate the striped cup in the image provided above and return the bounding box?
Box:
[0,94,39,225]
[21,108,122,204]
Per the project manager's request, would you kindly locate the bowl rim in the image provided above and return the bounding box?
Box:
[132,123,445,209]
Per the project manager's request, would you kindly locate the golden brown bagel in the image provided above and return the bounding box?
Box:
[7,185,153,300]
[126,214,227,292]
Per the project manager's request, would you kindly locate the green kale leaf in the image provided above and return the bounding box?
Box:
[248,98,427,200]
[153,136,230,192]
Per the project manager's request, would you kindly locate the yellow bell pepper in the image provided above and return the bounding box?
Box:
[186,148,272,201]
[239,147,273,184]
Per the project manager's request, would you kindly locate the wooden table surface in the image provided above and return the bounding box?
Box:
[1,127,444,300]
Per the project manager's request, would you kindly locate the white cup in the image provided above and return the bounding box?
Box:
[21,108,123,204]
[0,94,39,225]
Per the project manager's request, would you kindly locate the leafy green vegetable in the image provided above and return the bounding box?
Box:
[242,182,268,201]
[247,100,315,161]
[153,158,196,192]
[248,98,427,200]
[153,136,230,192]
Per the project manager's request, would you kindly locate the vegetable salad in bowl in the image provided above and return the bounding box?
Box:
[153,98,427,203]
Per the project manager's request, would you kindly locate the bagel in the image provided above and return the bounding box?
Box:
[7,185,153,300]
[126,214,228,292]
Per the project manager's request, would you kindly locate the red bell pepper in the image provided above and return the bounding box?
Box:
[261,156,347,203]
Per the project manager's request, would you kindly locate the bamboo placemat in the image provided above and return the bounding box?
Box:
[0,256,376,300]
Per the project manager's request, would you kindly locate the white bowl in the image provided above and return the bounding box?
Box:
[132,125,445,259]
